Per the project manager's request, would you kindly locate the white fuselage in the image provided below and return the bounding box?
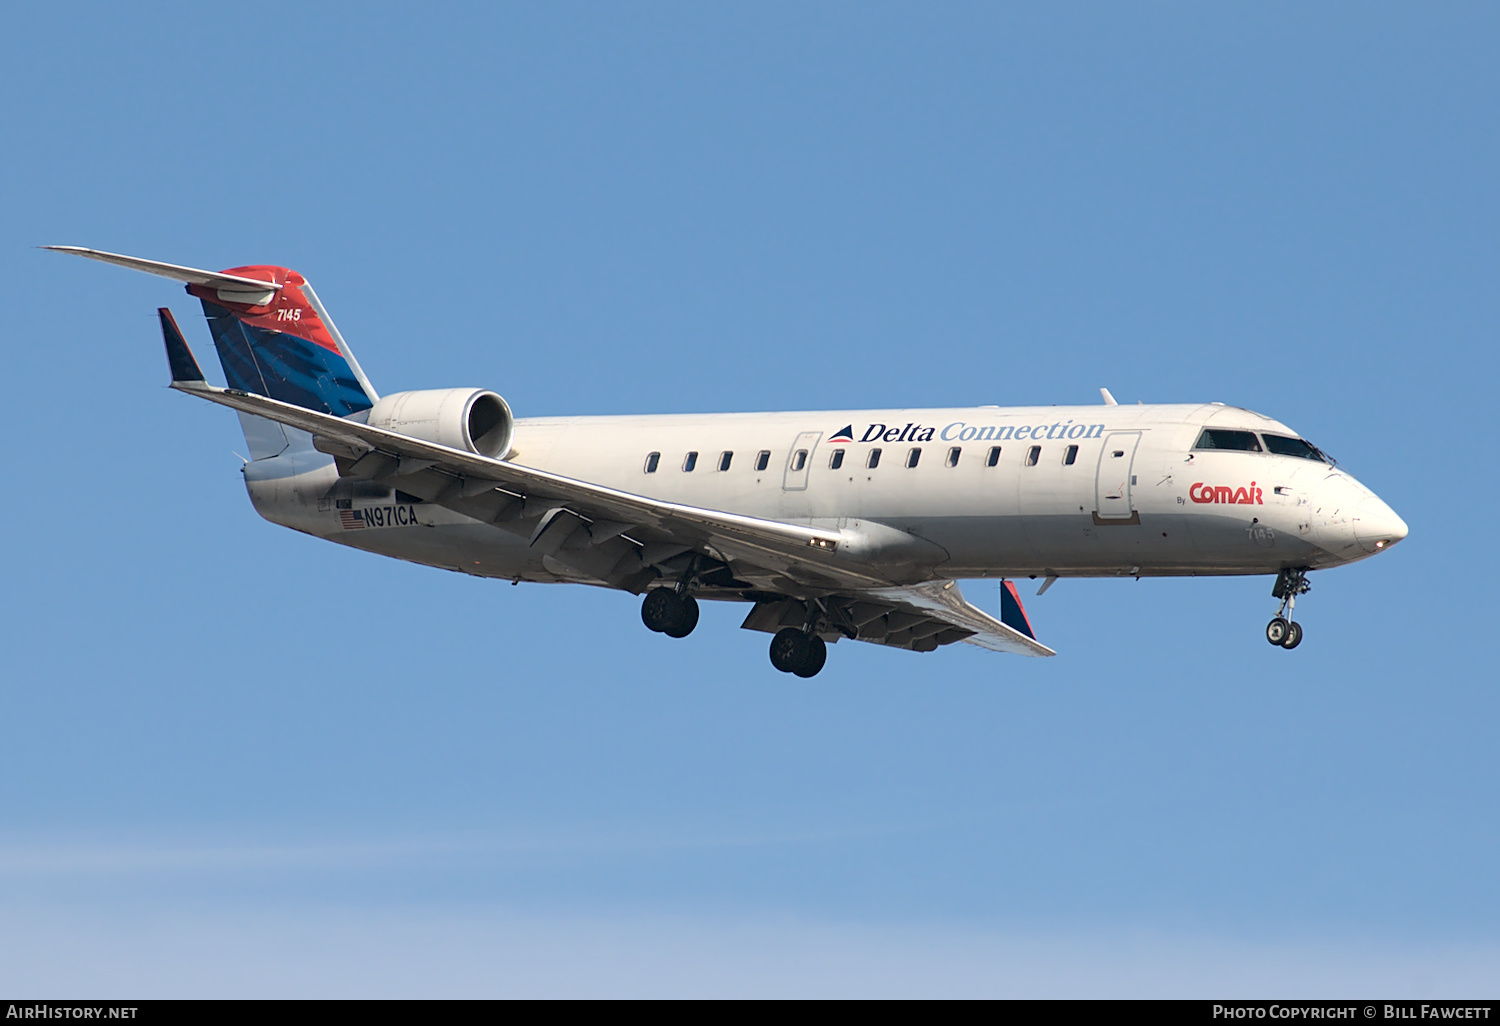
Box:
[243,401,1406,592]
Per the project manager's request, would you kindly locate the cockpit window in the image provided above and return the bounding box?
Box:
[1193,428,1262,453]
[1262,434,1328,462]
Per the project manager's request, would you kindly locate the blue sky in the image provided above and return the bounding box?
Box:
[2,2,1497,997]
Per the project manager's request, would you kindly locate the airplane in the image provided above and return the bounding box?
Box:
[48,246,1409,677]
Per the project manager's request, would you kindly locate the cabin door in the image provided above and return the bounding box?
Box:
[1095,432,1142,520]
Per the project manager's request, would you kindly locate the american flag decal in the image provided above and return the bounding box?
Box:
[339,509,365,530]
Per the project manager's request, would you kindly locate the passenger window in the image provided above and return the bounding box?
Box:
[644,452,660,474]
[946,447,961,467]
[906,448,922,468]
[1025,446,1041,467]
[683,451,698,472]
[986,446,1002,467]
[1064,445,1078,465]
[791,449,808,472]
[867,448,882,469]
[755,450,771,472]
[1193,428,1263,452]
[829,449,845,470]
[718,451,732,472]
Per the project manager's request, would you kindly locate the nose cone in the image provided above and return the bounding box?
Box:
[1355,496,1409,554]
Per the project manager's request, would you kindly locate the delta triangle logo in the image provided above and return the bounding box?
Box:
[829,425,854,443]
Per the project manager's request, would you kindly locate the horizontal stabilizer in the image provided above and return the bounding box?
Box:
[158,308,205,383]
[45,246,283,306]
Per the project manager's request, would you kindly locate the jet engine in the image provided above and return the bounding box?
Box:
[364,388,514,458]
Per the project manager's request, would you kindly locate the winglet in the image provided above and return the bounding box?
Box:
[999,580,1037,639]
[158,307,206,384]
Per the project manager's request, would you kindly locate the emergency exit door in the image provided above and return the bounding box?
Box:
[782,431,821,491]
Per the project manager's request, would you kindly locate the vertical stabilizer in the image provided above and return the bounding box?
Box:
[187,266,377,417]
[46,247,380,459]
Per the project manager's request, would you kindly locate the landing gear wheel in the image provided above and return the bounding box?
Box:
[769,629,827,677]
[792,635,827,678]
[1266,617,1289,646]
[663,593,699,638]
[641,589,676,633]
[769,628,811,674]
[642,589,699,638]
[1267,568,1311,652]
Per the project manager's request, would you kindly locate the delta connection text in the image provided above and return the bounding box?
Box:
[851,420,1107,444]
[1212,1008,1491,1020]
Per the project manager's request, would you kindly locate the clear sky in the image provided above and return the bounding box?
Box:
[2,1,1497,997]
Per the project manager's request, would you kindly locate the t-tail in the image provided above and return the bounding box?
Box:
[44,246,379,458]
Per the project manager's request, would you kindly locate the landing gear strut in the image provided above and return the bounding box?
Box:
[1266,568,1310,650]
[641,588,699,638]
[769,627,827,677]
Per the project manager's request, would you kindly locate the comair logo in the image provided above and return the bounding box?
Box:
[1190,482,1264,505]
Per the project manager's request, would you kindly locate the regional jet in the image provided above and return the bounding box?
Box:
[49,247,1409,676]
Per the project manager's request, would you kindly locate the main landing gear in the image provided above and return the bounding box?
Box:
[642,579,833,678]
[641,588,699,638]
[769,627,827,678]
[1265,567,1310,650]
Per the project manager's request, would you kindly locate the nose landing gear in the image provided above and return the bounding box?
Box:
[1265,568,1310,650]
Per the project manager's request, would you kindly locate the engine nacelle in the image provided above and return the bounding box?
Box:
[365,388,514,458]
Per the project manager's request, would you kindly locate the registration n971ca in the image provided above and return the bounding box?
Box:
[50,246,1407,677]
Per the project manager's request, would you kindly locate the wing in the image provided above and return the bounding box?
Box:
[158,360,929,598]
[156,311,1053,658]
[737,580,1055,657]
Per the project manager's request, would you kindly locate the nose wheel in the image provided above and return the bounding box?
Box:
[1265,568,1310,650]
[1265,616,1303,649]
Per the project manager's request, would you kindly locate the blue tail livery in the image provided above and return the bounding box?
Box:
[186,265,375,417]
[43,247,378,416]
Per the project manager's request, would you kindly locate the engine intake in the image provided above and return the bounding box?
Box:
[365,388,513,458]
